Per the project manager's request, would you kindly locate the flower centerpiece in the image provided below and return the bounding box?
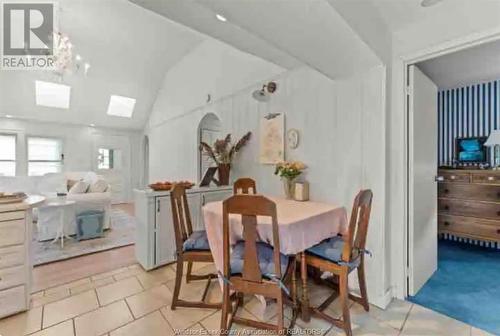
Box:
[274,160,307,199]
[199,132,252,185]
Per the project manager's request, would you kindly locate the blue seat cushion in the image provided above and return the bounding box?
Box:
[230,241,289,278]
[183,230,211,251]
[306,236,360,268]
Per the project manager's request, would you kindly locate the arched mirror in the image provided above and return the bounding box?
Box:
[197,113,222,182]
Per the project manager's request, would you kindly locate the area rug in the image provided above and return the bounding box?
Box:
[32,209,135,266]
[409,240,500,335]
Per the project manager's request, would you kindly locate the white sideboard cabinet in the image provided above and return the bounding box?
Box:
[134,186,232,270]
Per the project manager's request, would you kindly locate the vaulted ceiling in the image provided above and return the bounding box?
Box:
[0,0,204,130]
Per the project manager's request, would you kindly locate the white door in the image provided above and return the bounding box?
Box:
[408,65,438,295]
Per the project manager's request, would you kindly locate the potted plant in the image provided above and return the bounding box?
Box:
[199,132,252,185]
[274,160,307,199]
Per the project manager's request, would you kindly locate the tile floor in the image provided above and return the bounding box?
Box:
[0,261,493,336]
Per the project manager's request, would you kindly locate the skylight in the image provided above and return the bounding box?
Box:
[35,81,71,109]
[107,95,136,118]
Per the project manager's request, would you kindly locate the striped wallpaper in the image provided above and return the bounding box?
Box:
[438,80,500,166]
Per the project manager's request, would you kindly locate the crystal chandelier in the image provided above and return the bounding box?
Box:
[52,32,90,78]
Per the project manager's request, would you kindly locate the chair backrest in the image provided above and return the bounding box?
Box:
[341,189,373,262]
[233,178,257,195]
[170,184,194,253]
[222,195,281,282]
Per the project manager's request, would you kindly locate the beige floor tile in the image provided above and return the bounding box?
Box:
[0,306,42,335]
[400,304,471,336]
[110,311,174,336]
[43,290,99,328]
[74,300,134,336]
[31,288,70,308]
[44,278,91,296]
[31,320,74,336]
[160,305,214,331]
[243,296,293,322]
[91,267,129,282]
[70,277,115,295]
[31,291,44,299]
[165,278,221,304]
[126,285,172,318]
[96,277,143,306]
[368,299,412,331]
[472,327,495,336]
[135,267,176,289]
[200,308,257,332]
[169,261,213,275]
[113,267,145,281]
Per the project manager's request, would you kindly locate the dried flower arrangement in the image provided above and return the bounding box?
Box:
[199,132,252,165]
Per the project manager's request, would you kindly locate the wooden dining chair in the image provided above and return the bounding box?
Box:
[170,184,221,310]
[220,194,297,333]
[304,190,373,336]
[233,178,257,194]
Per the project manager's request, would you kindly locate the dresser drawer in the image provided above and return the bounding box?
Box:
[0,265,25,291]
[0,246,24,269]
[471,173,500,185]
[0,211,24,222]
[439,215,500,241]
[438,183,500,202]
[438,171,470,183]
[0,285,26,318]
[438,198,500,220]
[0,219,25,247]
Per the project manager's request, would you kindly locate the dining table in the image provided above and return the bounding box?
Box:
[202,195,348,321]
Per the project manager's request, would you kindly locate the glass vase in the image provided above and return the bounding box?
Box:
[282,178,296,200]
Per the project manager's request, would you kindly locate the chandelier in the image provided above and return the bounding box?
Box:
[52,32,90,78]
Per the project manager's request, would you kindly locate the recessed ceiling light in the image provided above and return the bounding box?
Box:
[216,14,227,22]
[107,95,136,118]
[5,115,12,118]
[421,0,443,7]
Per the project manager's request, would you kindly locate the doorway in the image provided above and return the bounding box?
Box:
[406,39,500,334]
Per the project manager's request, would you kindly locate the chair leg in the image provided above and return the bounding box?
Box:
[357,261,369,312]
[277,293,285,334]
[171,257,184,310]
[339,270,352,336]
[186,261,193,283]
[220,284,231,335]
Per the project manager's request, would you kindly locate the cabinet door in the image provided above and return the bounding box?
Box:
[187,194,202,231]
[155,196,176,267]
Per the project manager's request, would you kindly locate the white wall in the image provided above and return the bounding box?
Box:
[147,59,388,305]
[0,118,142,201]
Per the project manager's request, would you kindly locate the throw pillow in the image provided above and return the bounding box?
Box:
[88,179,108,193]
[68,181,89,194]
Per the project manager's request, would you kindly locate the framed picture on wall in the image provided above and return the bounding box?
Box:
[259,113,285,164]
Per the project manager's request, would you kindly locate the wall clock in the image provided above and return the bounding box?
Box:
[287,129,300,149]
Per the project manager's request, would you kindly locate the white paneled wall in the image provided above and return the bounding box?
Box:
[147,65,388,307]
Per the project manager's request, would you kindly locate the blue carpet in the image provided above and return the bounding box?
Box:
[409,240,500,335]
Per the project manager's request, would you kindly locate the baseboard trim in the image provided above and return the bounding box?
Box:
[371,288,393,309]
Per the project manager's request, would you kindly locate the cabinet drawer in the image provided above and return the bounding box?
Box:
[0,220,25,247]
[0,211,24,222]
[0,285,26,318]
[439,215,500,241]
[438,183,500,202]
[472,173,500,185]
[0,265,25,291]
[438,171,470,183]
[438,198,500,220]
[0,246,24,269]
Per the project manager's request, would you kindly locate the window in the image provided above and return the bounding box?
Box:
[97,148,122,170]
[0,134,16,176]
[106,95,136,118]
[35,81,71,109]
[28,137,63,176]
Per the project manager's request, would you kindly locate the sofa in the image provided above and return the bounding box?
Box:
[0,172,112,241]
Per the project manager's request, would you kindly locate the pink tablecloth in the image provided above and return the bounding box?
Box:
[202,196,348,276]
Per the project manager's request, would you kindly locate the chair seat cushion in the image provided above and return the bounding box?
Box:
[306,236,360,268]
[230,241,289,278]
[183,230,211,251]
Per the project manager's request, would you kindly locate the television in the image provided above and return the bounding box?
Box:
[455,136,488,164]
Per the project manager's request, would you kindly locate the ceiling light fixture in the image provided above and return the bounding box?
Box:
[421,0,443,7]
[89,123,95,127]
[216,13,227,22]
[5,115,13,118]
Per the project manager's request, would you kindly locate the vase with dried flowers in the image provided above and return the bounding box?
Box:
[274,160,307,199]
[199,132,252,185]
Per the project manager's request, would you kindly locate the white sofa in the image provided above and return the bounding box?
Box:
[0,172,112,240]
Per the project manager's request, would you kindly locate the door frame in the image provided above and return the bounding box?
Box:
[394,30,500,299]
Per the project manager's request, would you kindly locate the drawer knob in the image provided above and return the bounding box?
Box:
[444,189,449,193]
[444,205,450,210]
[444,221,450,226]
[489,176,495,181]
[497,229,500,234]
[497,211,500,216]
[450,175,456,180]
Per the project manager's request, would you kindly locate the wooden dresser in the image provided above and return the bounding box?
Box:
[438,169,500,242]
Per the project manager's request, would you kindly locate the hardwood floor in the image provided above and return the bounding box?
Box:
[33,203,137,292]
